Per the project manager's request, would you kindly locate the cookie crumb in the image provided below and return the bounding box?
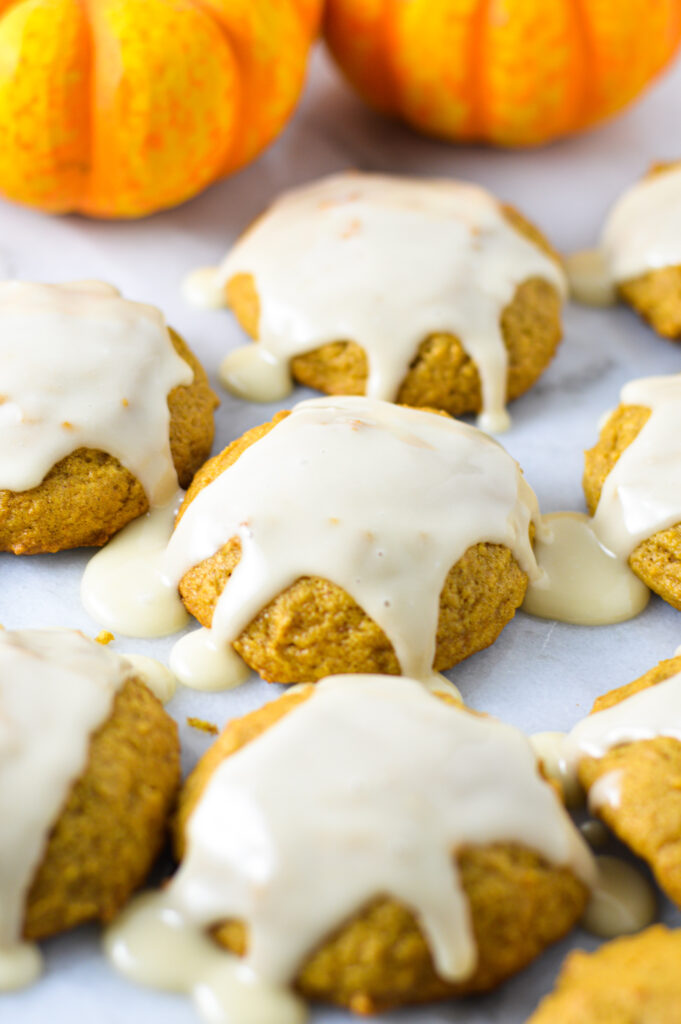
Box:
[187,717,219,735]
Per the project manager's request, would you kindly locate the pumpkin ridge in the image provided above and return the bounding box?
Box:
[569,0,597,132]
[77,0,95,210]
[466,0,492,139]
[183,0,245,174]
[377,0,402,116]
[288,0,322,32]
[0,2,25,16]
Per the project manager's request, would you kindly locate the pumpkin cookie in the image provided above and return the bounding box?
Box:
[185,173,566,432]
[106,674,593,1016]
[583,374,681,609]
[0,628,180,990]
[565,654,681,910]
[600,161,681,337]
[162,396,541,686]
[0,280,217,554]
[527,925,681,1024]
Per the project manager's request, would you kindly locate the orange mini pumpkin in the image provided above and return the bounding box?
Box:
[0,0,321,218]
[324,0,681,147]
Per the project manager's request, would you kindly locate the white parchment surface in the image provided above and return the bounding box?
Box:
[2,46,681,1024]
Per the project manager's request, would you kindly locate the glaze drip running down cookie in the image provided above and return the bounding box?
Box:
[185,172,567,432]
[85,396,542,690]
[106,674,594,1019]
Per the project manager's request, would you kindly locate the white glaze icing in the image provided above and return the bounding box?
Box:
[122,654,178,705]
[81,491,190,637]
[0,628,132,989]
[186,172,566,431]
[106,674,594,1020]
[522,512,650,626]
[158,396,541,687]
[568,166,681,306]
[564,248,617,307]
[169,627,252,692]
[0,280,192,504]
[591,375,681,558]
[220,344,294,405]
[581,855,657,938]
[565,670,681,769]
[529,731,584,808]
[603,165,681,283]
[587,770,624,813]
[182,267,228,310]
[105,894,306,1024]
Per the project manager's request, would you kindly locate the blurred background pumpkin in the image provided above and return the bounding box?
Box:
[323,0,681,147]
[0,0,321,218]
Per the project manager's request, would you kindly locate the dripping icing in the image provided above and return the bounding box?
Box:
[81,490,189,638]
[581,856,656,938]
[522,511,650,626]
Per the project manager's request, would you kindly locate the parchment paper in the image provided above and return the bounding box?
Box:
[3,46,681,1024]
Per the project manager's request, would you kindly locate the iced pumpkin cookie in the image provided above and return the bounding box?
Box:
[0,628,180,991]
[157,396,541,689]
[106,674,594,1018]
[583,374,681,610]
[527,925,681,1024]
[0,280,217,554]
[185,172,566,433]
[563,654,681,910]
[569,161,681,335]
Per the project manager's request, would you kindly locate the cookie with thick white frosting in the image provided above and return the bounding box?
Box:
[564,654,681,912]
[106,675,592,1017]
[0,281,217,554]
[584,374,681,609]
[0,628,180,991]
[166,396,541,685]
[185,173,566,433]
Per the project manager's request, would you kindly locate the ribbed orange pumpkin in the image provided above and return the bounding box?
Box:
[0,0,321,218]
[324,0,681,146]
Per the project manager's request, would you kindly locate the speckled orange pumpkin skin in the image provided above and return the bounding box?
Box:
[0,0,321,218]
[323,0,681,146]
